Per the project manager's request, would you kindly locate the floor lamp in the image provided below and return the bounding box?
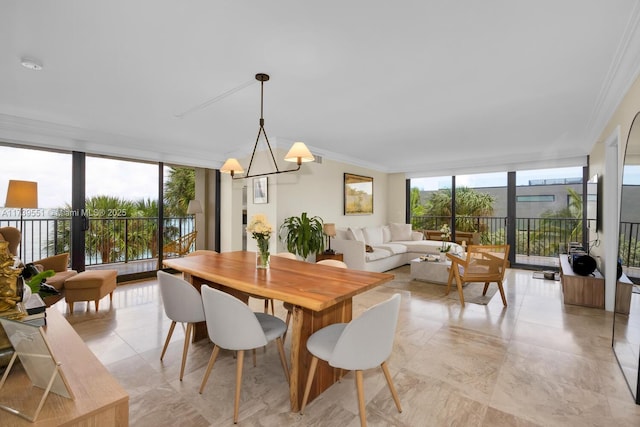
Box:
[5,180,38,261]
[187,199,203,234]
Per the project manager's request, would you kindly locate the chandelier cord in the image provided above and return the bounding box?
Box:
[246,78,281,176]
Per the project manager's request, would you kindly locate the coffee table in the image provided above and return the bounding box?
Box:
[410,257,451,284]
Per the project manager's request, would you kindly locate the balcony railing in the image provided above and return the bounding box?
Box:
[3,215,639,271]
[0,216,194,266]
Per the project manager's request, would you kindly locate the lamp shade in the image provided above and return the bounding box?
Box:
[323,223,336,237]
[187,200,203,215]
[5,180,38,208]
[220,158,244,176]
[284,142,315,165]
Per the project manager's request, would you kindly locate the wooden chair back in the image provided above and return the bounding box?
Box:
[447,244,510,306]
[163,231,197,257]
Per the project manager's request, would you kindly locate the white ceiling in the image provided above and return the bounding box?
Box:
[2,1,640,176]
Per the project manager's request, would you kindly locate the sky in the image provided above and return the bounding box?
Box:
[0,146,160,214]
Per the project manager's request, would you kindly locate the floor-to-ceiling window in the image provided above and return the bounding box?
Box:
[0,145,72,264]
[1,143,201,279]
[454,172,508,245]
[515,167,584,266]
[84,155,160,275]
[410,166,586,268]
[162,164,196,259]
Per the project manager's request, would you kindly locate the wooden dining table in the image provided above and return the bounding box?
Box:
[162,251,394,411]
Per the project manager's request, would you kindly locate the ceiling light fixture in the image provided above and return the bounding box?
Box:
[220,73,314,179]
[20,57,43,71]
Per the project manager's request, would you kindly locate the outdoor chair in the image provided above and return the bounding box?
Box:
[446,244,510,307]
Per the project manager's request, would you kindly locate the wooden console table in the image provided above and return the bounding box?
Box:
[0,308,129,426]
[559,254,604,309]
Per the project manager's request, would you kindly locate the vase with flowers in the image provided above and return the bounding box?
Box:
[438,224,451,261]
[247,213,273,269]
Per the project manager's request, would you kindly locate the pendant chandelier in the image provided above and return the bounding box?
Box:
[220,73,315,179]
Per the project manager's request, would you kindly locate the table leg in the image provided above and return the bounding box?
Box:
[289,298,352,411]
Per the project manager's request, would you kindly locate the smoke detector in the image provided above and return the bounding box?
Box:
[20,57,43,71]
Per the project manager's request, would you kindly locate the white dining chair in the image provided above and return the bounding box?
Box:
[157,271,206,381]
[199,286,290,424]
[316,259,348,268]
[300,293,402,427]
[274,252,297,260]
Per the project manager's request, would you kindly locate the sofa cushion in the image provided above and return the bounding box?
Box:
[365,247,392,262]
[382,225,391,242]
[347,227,366,242]
[363,226,383,246]
[374,243,408,255]
[390,223,412,241]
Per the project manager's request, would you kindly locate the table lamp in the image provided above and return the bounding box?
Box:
[323,223,336,254]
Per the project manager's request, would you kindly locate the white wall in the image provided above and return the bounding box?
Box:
[220,142,406,253]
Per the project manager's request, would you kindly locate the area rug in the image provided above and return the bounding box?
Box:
[443,282,498,305]
[384,265,499,305]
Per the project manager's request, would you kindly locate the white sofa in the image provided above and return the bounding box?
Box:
[330,223,464,273]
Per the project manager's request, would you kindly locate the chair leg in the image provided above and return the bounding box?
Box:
[300,356,319,414]
[160,321,177,361]
[68,302,74,313]
[276,337,290,383]
[482,282,489,296]
[283,306,292,343]
[199,345,221,393]
[179,323,193,381]
[264,299,269,313]
[233,350,245,424]
[94,299,100,311]
[456,278,465,307]
[355,370,367,427]
[381,361,402,413]
[252,348,257,367]
[497,280,507,306]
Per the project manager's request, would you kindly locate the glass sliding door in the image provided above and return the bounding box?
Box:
[454,172,507,245]
[515,167,584,267]
[409,176,453,232]
[85,156,159,275]
[162,165,196,259]
[0,145,72,264]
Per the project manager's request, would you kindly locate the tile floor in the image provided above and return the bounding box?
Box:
[50,265,640,426]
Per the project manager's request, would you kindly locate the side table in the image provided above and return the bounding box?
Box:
[316,252,344,262]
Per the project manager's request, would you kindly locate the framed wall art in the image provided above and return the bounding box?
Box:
[344,173,373,215]
[253,176,268,204]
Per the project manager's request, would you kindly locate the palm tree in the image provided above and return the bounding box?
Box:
[164,167,195,216]
[85,195,135,263]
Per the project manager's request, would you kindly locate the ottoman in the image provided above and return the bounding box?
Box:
[64,270,117,313]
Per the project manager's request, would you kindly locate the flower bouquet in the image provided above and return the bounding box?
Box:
[438,224,451,261]
[247,213,273,269]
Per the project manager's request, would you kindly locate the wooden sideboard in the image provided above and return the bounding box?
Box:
[0,308,129,426]
[559,254,604,309]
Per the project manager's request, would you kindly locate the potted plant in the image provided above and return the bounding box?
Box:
[279,212,325,260]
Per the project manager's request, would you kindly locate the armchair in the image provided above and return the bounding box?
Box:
[0,226,21,257]
[446,244,509,307]
[33,253,78,290]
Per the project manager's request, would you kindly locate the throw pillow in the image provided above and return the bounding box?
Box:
[363,226,383,246]
[382,225,392,243]
[347,227,366,243]
[389,223,412,241]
